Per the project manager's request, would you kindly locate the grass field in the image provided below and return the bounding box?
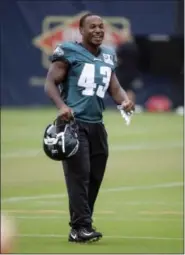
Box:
[1,108,184,254]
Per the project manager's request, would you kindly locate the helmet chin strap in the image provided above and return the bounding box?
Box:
[67,140,79,157]
[61,132,65,153]
[56,124,68,153]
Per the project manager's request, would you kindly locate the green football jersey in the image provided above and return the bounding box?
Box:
[51,41,117,123]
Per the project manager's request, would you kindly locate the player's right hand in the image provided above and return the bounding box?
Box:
[58,104,73,121]
[121,99,135,113]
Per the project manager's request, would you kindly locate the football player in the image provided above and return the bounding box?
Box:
[45,13,134,243]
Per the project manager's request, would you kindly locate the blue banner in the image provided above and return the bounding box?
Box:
[1,0,178,106]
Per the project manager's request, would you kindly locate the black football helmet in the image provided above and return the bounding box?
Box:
[43,119,79,161]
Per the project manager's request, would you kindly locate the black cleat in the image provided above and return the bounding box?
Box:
[68,229,79,242]
[68,227,102,243]
[78,227,102,242]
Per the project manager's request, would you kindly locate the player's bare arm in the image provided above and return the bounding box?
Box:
[108,72,135,112]
[45,61,73,120]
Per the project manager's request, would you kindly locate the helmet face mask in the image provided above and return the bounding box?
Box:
[43,120,79,161]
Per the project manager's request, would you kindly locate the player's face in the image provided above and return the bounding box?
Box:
[80,16,105,46]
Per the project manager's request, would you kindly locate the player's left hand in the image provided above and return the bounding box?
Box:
[121,100,135,113]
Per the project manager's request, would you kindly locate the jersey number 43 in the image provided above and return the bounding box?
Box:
[77,63,111,98]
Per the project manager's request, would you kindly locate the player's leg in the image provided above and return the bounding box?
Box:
[56,117,91,229]
[62,122,103,242]
[62,126,91,230]
[88,154,108,216]
[62,175,73,228]
[88,123,109,216]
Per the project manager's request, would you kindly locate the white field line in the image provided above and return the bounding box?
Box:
[100,182,183,193]
[1,194,67,203]
[14,215,182,222]
[1,142,183,159]
[16,233,183,241]
[1,182,183,203]
[109,201,183,205]
[35,201,65,205]
[34,200,182,206]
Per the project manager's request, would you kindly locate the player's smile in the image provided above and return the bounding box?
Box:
[91,32,104,44]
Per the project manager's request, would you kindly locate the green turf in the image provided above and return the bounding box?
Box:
[1,108,184,254]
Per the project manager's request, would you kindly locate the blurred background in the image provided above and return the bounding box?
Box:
[1,1,184,254]
[1,0,184,113]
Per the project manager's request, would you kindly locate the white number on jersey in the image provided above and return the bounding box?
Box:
[77,64,96,96]
[77,63,111,98]
[96,66,112,98]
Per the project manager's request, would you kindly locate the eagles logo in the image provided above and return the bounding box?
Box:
[53,46,64,56]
